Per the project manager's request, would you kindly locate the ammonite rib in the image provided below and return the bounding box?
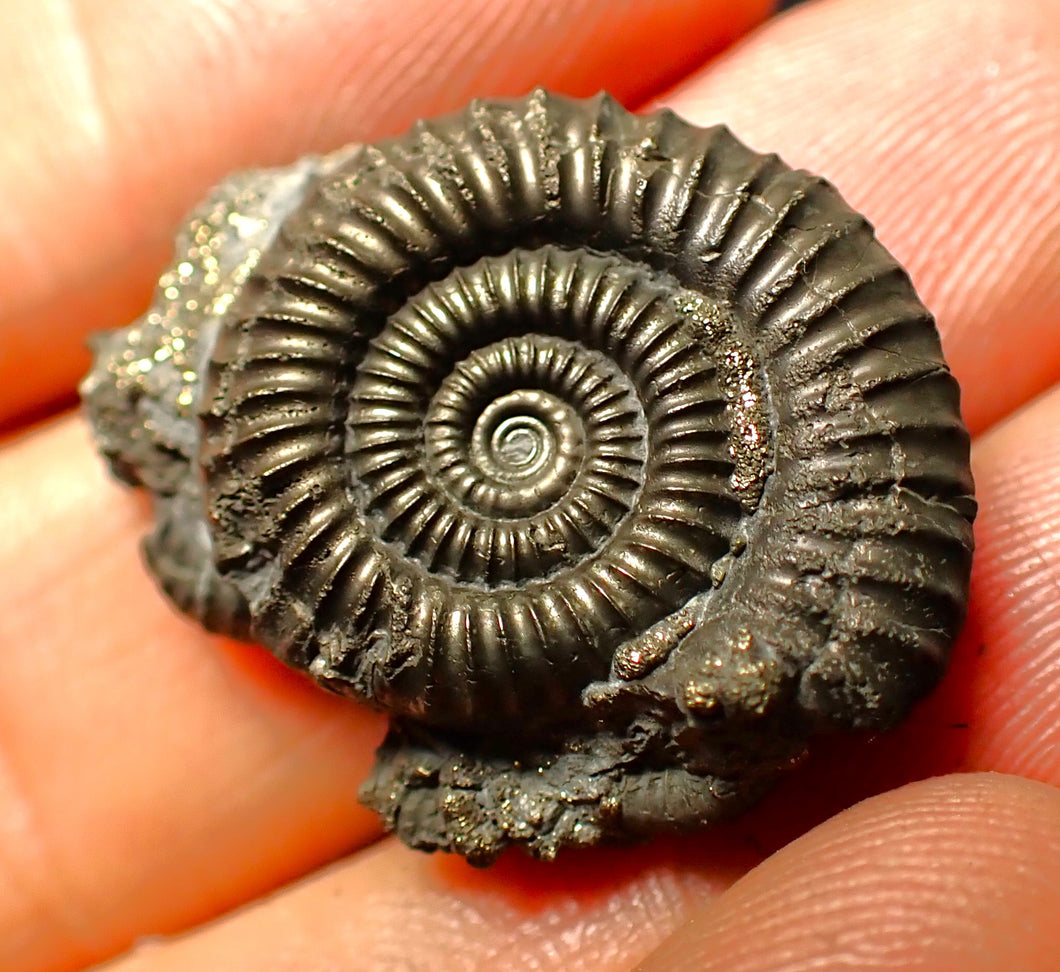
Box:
[82,90,975,865]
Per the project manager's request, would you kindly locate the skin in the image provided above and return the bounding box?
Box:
[0,0,1058,969]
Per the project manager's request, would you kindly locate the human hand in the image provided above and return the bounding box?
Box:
[1,1,1059,969]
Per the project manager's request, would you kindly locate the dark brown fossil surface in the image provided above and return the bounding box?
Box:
[82,90,976,865]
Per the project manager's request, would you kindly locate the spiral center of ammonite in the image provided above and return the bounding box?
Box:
[493,418,541,469]
[476,397,551,479]
[426,340,602,520]
[468,389,580,502]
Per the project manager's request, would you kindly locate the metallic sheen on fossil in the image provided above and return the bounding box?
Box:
[82,91,976,864]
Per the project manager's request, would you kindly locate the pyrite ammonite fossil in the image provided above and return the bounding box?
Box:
[83,91,976,865]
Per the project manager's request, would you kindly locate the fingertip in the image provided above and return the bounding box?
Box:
[640,773,1060,972]
[959,385,1060,781]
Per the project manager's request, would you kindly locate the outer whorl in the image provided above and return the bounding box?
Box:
[82,91,976,865]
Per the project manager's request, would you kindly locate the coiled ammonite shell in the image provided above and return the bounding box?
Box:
[82,91,976,865]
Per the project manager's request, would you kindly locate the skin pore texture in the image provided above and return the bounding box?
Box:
[0,0,1058,969]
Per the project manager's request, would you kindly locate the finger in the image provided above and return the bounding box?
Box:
[940,382,1060,781]
[0,0,773,427]
[664,0,1060,434]
[640,774,1060,972]
[0,418,386,972]
[100,835,759,972]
